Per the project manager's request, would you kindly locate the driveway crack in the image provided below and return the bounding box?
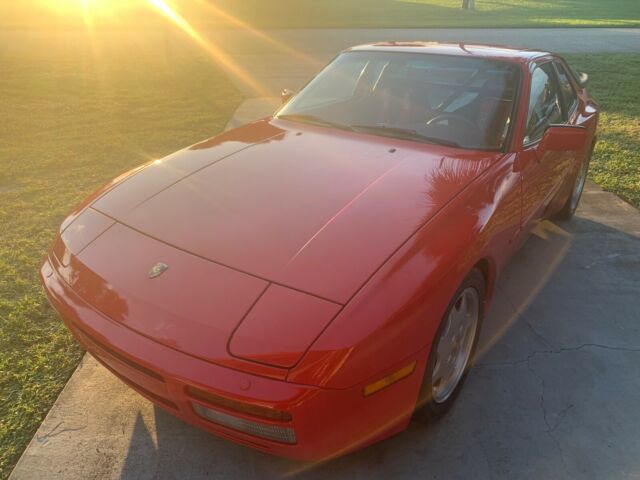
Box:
[475,343,640,368]
[474,342,640,473]
[36,420,87,445]
[525,357,568,470]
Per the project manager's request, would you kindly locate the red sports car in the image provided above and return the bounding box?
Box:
[41,43,598,460]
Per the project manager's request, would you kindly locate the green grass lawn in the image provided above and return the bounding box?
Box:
[2,0,640,29]
[0,30,243,479]
[202,0,640,28]
[566,54,640,207]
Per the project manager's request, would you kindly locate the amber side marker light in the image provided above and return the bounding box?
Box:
[363,361,417,397]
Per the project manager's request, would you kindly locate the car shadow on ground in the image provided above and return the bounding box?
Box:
[119,216,640,480]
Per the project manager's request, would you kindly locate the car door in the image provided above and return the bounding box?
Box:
[517,60,571,231]
[543,58,588,213]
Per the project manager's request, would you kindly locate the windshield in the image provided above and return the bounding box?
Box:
[277,51,521,150]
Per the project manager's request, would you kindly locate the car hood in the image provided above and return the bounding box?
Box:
[59,119,500,371]
[92,119,499,304]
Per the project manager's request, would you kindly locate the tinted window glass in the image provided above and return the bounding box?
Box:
[554,61,578,114]
[524,63,563,144]
[278,51,520,150]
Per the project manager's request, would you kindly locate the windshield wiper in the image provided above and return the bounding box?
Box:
[349,124,461,148]
[276,114,354,132]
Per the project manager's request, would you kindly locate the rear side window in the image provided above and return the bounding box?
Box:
[554,61,578,115]
[524,63,563,144]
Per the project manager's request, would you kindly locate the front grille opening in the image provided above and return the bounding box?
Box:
[67,320,177,410]
[100,360,178,411]
[71,321,164,382]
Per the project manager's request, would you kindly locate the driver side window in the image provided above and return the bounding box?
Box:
[524,63,563,145]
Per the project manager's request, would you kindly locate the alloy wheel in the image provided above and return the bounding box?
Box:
[431,287,479,404]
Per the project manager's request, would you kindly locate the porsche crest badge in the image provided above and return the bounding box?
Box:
[148,262,168,279]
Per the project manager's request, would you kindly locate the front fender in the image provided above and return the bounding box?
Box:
[289,153,521,390]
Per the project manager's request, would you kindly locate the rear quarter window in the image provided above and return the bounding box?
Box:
[554,61,579,115]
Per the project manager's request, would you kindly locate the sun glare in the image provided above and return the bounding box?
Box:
[193,0,321,68]
[38,0,129,14]
[28,0,142,26]
[27,0,314,97]
[145,0,270,96]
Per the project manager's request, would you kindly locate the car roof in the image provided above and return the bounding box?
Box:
[345,42,551,64]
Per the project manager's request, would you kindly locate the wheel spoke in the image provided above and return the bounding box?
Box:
[432,355,442,379]
[459,292,467,314]
[436,325,453,359]
[449,305,463,332]
[433,353,453,385]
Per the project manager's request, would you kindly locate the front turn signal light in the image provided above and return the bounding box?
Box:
[192,403,297,445]
[363,361,417,397]
[186,385,292,422]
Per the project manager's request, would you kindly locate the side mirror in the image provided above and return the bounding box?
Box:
[541,125,588,152]
[281,89,295,105]
[577,72,589,88]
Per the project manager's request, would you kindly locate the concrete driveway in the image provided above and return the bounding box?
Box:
[11,28,640,479]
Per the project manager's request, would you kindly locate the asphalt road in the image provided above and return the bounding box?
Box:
[212,27,640,55]
[204,27,640,95]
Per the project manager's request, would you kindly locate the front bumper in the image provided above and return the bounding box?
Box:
[41,257,425,461]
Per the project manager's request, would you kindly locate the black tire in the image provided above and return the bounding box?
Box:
[413,268,485,423]
[555,147,592,221]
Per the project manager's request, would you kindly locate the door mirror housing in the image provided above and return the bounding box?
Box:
[576,71,589,88]
[281,89,295,105]
[541,125,588,152]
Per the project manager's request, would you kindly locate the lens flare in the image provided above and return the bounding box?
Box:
[475,220,572,360]
[35,0,133,17]
[145,0,269,97]
[193,0,321,68]
[79,0,93,27]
